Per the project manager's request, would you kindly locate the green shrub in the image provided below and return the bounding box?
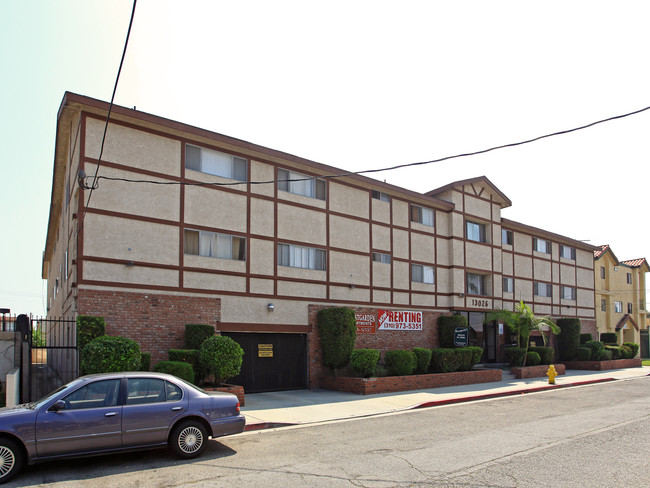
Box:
[618,345,632,359]
[455,348,474,372]
[467,346,484,367]
[526,351,541,366]
[557,318,581,361]
[600,332,618,344]
[81,336,141,374]
[505,347,526,367]
[169,349,200,367]
[412,348,433,374]
[140,352,151,371]
[576,346,591,361]
[154,360,195,383]
[184,324,215,350]
[604,345,622,359]
[77,315,106,351]
[437,315,469,348]
[350,349,380,377]
[601,349,613,361]
[199,335,244,385]
[529,346,554,365]
[584,340,605,361]
[374,363,388,377]
[430,348,461,373]
[580,333,593,344]
[623,342,639,358]
[317,307,357,373]
[385,350,417,376]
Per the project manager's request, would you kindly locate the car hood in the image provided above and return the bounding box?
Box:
[0,404,34,416]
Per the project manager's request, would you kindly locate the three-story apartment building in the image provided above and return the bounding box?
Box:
[43,92,597,392]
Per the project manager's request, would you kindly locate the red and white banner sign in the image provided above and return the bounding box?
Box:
[378,310,423,331]
[355,313,376,334]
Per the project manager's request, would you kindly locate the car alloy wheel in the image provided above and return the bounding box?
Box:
[0,439,23,484]
[170,421,208,459]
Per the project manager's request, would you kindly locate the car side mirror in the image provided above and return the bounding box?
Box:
[50,400,66,412]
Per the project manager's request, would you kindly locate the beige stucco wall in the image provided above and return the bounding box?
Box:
[372,262,391,287]
[372,224,391,251]
[250,198,274,237]
[185,186,247,233]
[329,182,369,219]
[248,239,275,276]
[410,232,435,263]
[221,296,308,324]
[392,199,409,227]
[329,215,369,253]
[83,261,179,287]
[465,242,492,271]
[184,271,246,292]
[392,229,409,259]
[184,254,247,273]
[277,203,326,245]
[392,261,410,290]
[276,280,327,299]
[249,161,275,198]
[464,195,491,221]
[329,251,370,285]
[371,199,391,224]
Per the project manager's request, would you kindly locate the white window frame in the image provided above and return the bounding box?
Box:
[466,220,488,243]
[372,252,391,264]
[371,190,390,202]
[184,229,246,261]
[278,243,326,270]
[467,273,489,296]
[185,144,247,181]
[533,238,551,254]
[534,282,552,297]
[502,229,513,246]
[560,245,576,260]
[503,277,513,293]
[411,264,435,284]
[614,301,623,313]
[601,299,606,311]
[278,168,326,200]
[627,273,632,284]
[561,286,576,300]
[410,205,434,227]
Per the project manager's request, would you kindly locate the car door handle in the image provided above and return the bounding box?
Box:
[105,412,119,417]
[171,406,183,411]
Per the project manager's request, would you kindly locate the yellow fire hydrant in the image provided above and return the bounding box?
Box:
[546,364,558,384]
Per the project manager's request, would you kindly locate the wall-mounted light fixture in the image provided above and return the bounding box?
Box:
[458,293,465,298]
[267,303,274,311]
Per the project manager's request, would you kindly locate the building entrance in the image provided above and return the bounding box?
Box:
[456,311,499,363]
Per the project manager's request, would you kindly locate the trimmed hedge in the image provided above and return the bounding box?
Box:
[140,352,151,371]
[584,340,605,361]
[77,315,106,351]
[430,348,461,373]
[455,348,474,372]
[154,360,195,383]
[505,346,526,367]
[526,351,541,366]
[576,346,592,361]
[605,345,624,359]
[580,333,593,344]
[437,315,469,348]
[467,346,484,367]
[623,342,639,358]
[600,332,618,344]
[529,346,554,365]
[169,349,200,367]
[317,307,357,372]
[601,349,613,360]
[184,324,215,350]
[385,350,417,376]
[81,336,141,374]
[199,335,244,385]
[557,318,581,361]
[350,349,380,378]
[413,348,433,374]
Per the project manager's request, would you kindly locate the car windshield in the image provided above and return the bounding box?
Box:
[27,378,85,409]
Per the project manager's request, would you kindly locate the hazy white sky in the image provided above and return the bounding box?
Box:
[1,0,649,316]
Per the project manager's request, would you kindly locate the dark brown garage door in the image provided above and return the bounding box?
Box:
[223,332,308,393]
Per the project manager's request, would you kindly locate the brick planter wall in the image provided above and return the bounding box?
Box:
[204,384,245,406]
[320,369,502,395]
[511,364,566,379]
[564,358,642,371]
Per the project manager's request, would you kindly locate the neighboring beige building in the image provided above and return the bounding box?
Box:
[43,92,598,392]
[594,245,648,348]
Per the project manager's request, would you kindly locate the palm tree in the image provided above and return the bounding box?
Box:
[485,301,560,366]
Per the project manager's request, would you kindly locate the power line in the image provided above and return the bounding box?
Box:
[87,103,650,190]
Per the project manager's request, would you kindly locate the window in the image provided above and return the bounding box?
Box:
[126,379,181,405]
[627,303,633,313]
[560,245,576,260]
[411,264,435,284]
[502,229,513,246]
[278,243,326,270]
[466,221,487,243]
[614,301,623,313]
[64,250,68,282]
[467,273,488,296]
[503,277,513,293]
[278,168,326,200]
[533,238,551,254]
[534,282,552,297]
[601,299,606,311]
[371,190,390,202]
[627,273,632,284]
[61,379,120,410]
[372,252,391,264]
[185,144,247,181]
[600,267,605,279]
[184,230,246,261]
[410,205,434,227]
[561,286,576,300]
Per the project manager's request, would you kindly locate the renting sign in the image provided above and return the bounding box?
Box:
[355,313,377,333]
[377,310,423,331]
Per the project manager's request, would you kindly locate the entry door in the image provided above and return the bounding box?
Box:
[484,323,497,362]
[224,333,308,393]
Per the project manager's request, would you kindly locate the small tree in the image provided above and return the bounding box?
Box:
[317,307,356,375]
[485,301,560,366]
[199,335,244,385]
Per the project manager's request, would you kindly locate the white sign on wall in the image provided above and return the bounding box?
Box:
[378,310,423,331]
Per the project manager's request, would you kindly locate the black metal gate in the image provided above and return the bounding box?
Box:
[223,332,308,393]
[19,316,78,403]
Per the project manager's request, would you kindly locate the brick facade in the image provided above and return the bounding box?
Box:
[77,289,221,364]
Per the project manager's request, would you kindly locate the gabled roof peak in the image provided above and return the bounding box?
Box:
[425,176,512,208]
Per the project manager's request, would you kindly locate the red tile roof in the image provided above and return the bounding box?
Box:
[621,258,647,268]
[615,314,639,332]
[593,245,609,258]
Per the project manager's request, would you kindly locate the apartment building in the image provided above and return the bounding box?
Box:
[43,92,597,392]
[594,245,648,347]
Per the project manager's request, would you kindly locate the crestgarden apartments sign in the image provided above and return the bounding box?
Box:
[355,310,423,333]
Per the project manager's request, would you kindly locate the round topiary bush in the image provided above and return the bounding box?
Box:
[526,351,541,366]
[81,336,141,374]
[576,346,591,361]
[385,350,416,376]
[154,360,195,383]
[350,349,380,377]
[199,335,244,385]
[622,342,639,358]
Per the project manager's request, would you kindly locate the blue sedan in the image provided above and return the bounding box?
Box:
[0,371,245,483]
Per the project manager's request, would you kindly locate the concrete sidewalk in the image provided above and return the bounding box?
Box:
[241,366,650,430]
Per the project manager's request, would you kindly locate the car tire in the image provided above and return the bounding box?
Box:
[0,438,23,484]
[170,420,208,459]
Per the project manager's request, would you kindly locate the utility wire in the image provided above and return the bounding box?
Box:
[87,103,650,190]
